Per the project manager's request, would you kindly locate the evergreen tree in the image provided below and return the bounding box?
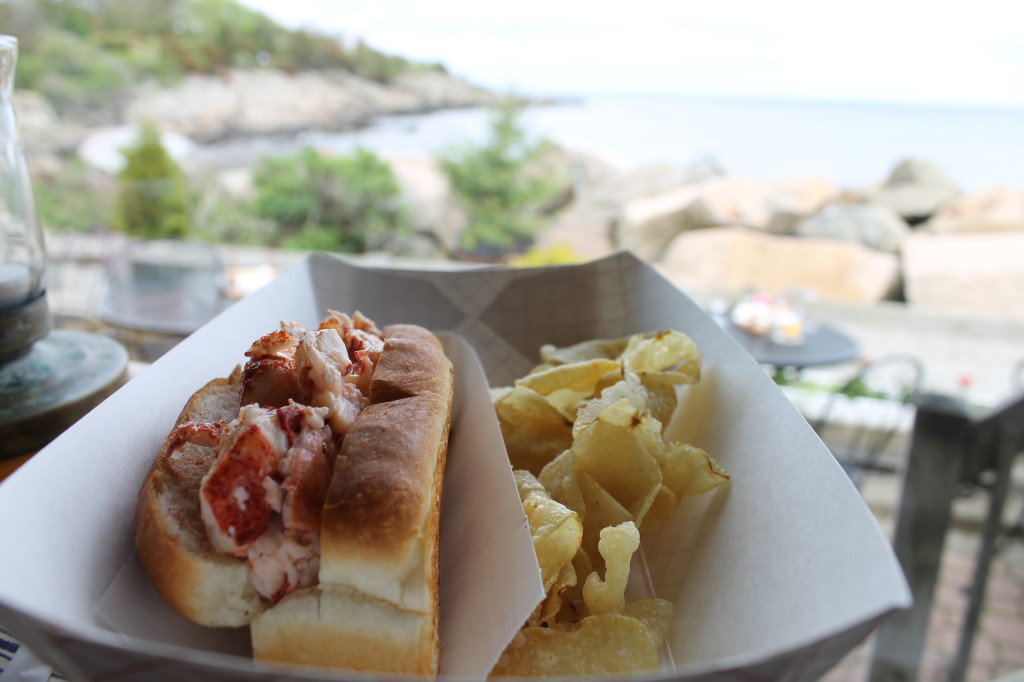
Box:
[115,121,191,239]
[439,102,562,253]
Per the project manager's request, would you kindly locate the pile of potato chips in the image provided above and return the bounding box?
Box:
[489,331,730,677]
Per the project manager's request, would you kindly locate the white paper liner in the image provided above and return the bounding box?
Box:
[0,252,910,682]
[91,333,544,677]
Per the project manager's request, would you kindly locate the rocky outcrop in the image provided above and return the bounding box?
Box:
[387,156,466,258]
[922,186,1024,235]
[795,202,910,254]
[869,157,961,224]
[616,184,712,260]
[699,176,838,232]
[656,227,901,303]
[903,232,1024,320]
[389,71,502,111]
[13,91,87,157]
[125,68,500,143]
[614,176,838,261]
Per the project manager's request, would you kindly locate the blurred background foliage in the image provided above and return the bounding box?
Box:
[439,103,565,253]
[252,146,410,253]
[1,0,445,116]
[114,121,192,239]
[4,0,560,261]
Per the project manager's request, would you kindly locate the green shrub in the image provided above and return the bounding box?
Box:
[190,178,279,247]
[252,146,409,253]
[4,0,442,111]
[115,121,192,239]
[34,158,115,233]
[439,102,562,253]
[16,29,132,115]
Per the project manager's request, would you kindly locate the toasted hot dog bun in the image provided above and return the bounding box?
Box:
[134,323,454,674]
[134,367,266,627]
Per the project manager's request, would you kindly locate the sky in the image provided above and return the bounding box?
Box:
[239,0,1024,109]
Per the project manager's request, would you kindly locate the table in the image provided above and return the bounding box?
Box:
[0,330,129,461]
[722,320,861,369]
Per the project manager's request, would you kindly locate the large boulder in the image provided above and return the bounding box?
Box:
[698,176,838,233]
[902,232,1024,320]
[657,226,901,303]
[922,186,1024,235]
[532,203,617,261]
[586,162,710,219]
[616,175,838,261]
[387,156,466,258]
[795,202,910,253]
[616,184,713,261]
[870,158,961,224]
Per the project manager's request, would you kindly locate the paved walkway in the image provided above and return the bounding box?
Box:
[821,465,1024,682]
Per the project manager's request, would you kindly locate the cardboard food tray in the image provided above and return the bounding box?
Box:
[0,251,910,681]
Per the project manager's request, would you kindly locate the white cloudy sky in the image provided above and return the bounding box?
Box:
[240,0,1024,108]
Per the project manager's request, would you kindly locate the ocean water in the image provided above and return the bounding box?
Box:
[196,95,1024,192]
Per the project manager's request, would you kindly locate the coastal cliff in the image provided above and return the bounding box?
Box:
[125,68,503,143]
[17,67,502,152]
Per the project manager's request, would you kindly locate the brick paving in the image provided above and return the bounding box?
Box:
[821,467,1024,682]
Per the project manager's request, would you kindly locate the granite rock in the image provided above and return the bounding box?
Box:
[902,232,1024,320]
[615,175,837,261]
[387,156,466,257]
[657,226,901,303]
[922,186,1024,234]
[796,202,910,253]
[870,157,961,223]
[125,68,499,143]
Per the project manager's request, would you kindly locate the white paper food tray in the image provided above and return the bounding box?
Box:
[0,251,910,681]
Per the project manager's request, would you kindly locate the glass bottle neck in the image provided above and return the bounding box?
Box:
[0,36,16,100]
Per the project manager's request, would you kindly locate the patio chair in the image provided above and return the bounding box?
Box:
[811,354,926,488]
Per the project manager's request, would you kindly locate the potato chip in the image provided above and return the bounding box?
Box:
[492,330,732,677]
[621,330,700,377]
[661,442,730,498]
[576,472,635,566]
[571,400,663,524]
[572,372,650,436]
[563,547,594,607]
[490,614,661,677]
[515,471,583,595]
[513,469,549,500]
[489,385,513,403]
[516,359,622,420]
[639,375,679,431]
[582,521,641,616]
[623,597,675,649]
[516,358,621,396]
[533,561,578,627]
[639,485,677,529]
[539,337,631,366]
[494,386,573,475]
[537,450,586,518]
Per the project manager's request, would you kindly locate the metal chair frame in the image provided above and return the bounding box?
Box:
[812,354,926,485]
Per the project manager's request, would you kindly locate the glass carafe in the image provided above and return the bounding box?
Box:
[0,34,49,360]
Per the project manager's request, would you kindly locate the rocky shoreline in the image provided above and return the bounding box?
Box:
[125,68,504,143]
[16,67,503,153]
[15,68,1024,322]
